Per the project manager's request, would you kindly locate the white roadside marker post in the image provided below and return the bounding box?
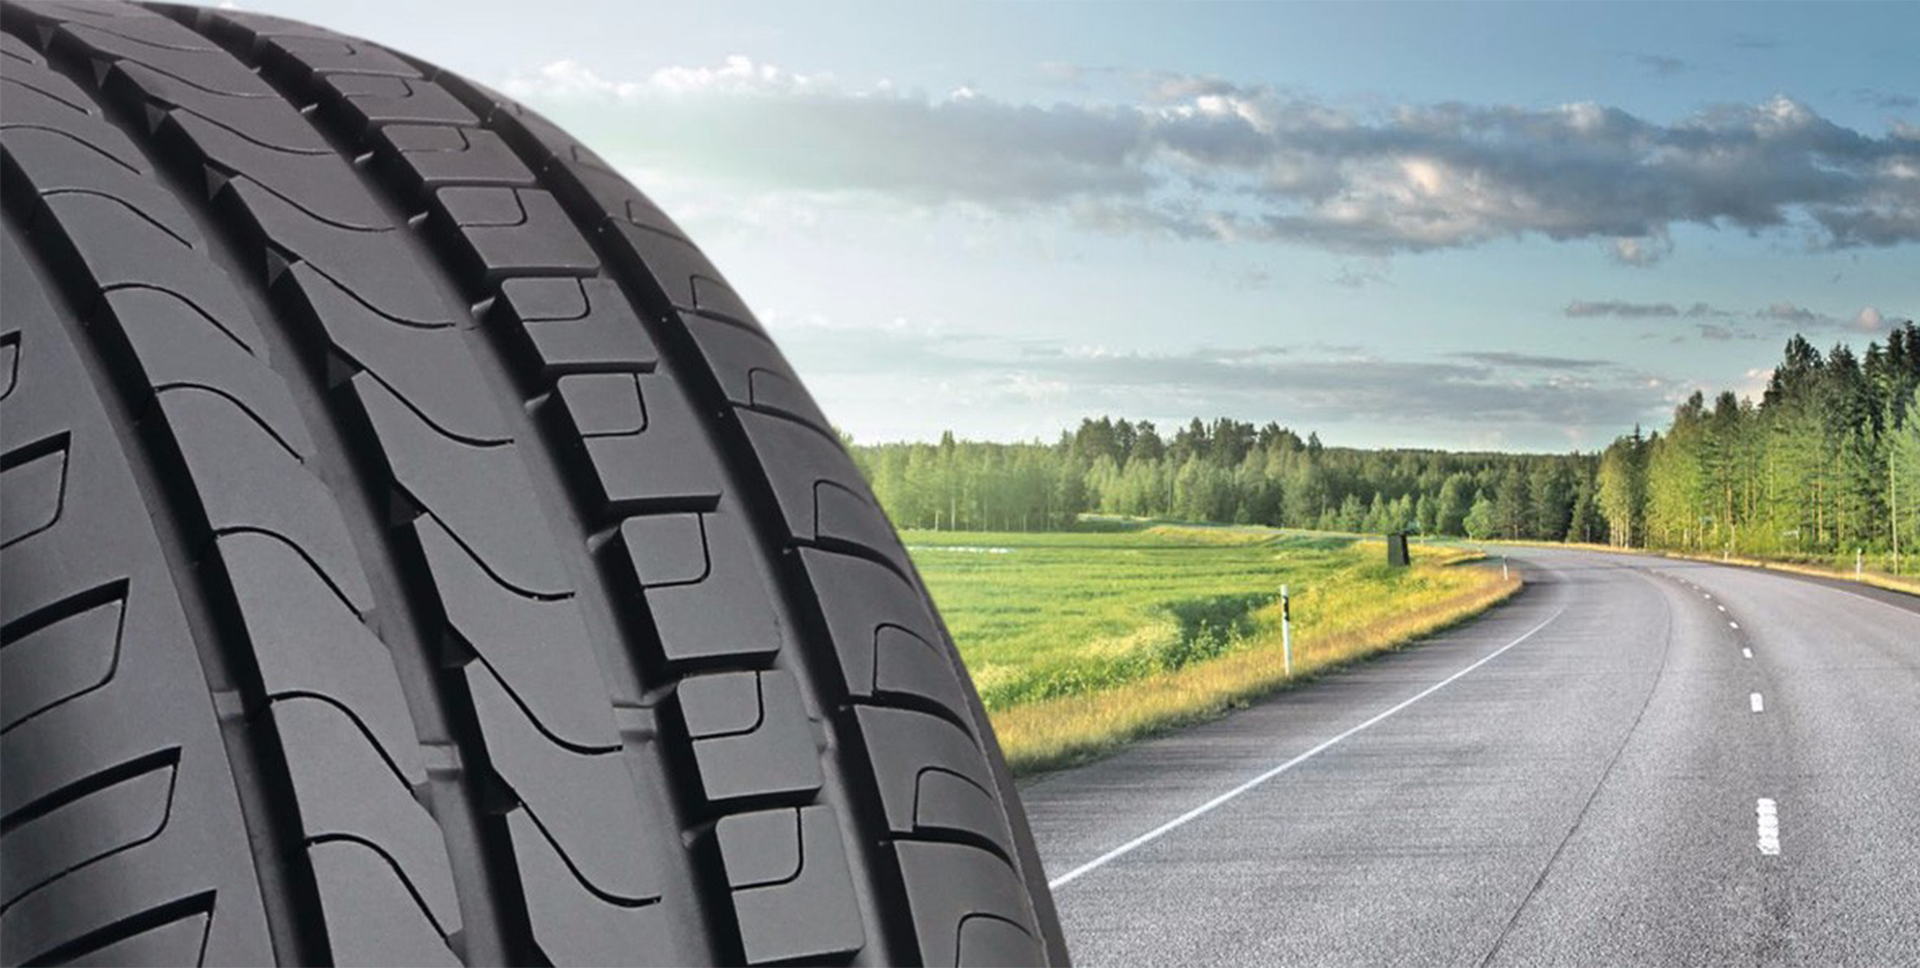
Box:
[1857,548,1864,578]
[1281,584,1293,678]
[1502,556,1510,581]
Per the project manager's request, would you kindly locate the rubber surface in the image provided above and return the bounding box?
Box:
[0,3,1063,964]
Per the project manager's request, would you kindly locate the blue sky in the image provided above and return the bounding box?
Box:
[237,1,1918,452]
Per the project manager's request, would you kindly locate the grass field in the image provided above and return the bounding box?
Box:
[904,522,1521,774]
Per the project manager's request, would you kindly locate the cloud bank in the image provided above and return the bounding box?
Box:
[1565,298,1897,335]
[505,57,1920,259]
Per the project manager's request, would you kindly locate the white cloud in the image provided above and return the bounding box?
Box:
[503,58,1920,260]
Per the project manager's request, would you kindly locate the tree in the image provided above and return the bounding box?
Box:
[1464,494,1499,540]
[1530,461,1573,541]
[1494,465,1531,539]
[1597,429,1647,547]
[1893,387,1920,572]
[1436,473,1475,536]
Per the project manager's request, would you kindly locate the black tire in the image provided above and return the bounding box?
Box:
[0,2,1065,965]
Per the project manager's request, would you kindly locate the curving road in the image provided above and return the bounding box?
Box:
[1020,546,1920,966]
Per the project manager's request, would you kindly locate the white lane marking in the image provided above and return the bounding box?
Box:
[1742,648,1753,659]
[1045,607,1570,890]
[1750,692,1764,713]
[1756,798,1780,855]
[1717,605,1726,612]
[1729,621,1740,630]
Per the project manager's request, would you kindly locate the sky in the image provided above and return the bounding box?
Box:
[233,1,1918,452]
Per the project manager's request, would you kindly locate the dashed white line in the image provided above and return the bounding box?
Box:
[1750,692,1765,713]
[1742,648,1753,659]
[1756,798,1780,855]
[1045,607,1569,890]
[1729,621,1740,630]
[1717,605,1727,612]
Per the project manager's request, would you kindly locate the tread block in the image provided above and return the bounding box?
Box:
[608,220,715,310]
[220,530,424,764]
[308,839,461,967]
[379,122,534,192]
[286,262,508,446]
[688,276,755,325]
[231,178,452,329]
[159,388,375,610]
[853,707,1011,858]
[234,20,421,82]
[29,191,265,352]
[105,286,312,456]
[494,276,657,381]
[320,71,479,132]
[464,667,660,905]
[0,751,177,909]
[216,531,424,783]
[0,331,18,402]
[958,914,1048,967]
[558,152,689,240]
[503,809,678,967]
[268,698,462,936]
[354,374,568,596]
[156,102,387,231]
[554,373,645,437]
[433,185,598,282]
[1,66,110,132]
[799,549,973,726]
[414,515,617,750]
[717,805,867,964]
[611,509,782,666]
[895,841,1040,968]
[560,370,724,513]
[0,434,69,549]
[1,127,185,233]
[676,670,820,803]
[0,587,124,735]
[53,904,212,968]
[682,311,826,430]
[734,409,912,575]
[0,863,219,968]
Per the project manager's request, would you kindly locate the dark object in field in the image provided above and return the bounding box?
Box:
[1387,533,1412,567]
[0,2,1063,964]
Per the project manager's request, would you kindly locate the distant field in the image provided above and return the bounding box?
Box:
[903,522,1520,773]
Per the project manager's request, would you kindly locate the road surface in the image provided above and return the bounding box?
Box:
[1020,546,1920,966]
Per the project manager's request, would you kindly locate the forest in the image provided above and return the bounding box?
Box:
[849,321,1920,568]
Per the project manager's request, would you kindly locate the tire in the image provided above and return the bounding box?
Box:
[0,3,1065,965]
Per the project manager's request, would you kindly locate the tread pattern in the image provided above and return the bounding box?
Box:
[2,8,457,963]
[0,127,271,964]
[3,2,1062,964]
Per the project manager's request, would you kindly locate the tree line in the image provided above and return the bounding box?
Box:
[852,416,1605,540]
[849,321,1920,568]
[1597,323,1920,564]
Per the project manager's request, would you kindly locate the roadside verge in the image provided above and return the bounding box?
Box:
[994,561,1522,775]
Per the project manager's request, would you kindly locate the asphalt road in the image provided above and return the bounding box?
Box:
[1020,546,1920,966]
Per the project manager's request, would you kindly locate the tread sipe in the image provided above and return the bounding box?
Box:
[0,2,1066,965]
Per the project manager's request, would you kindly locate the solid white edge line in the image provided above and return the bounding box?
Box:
[1046,605,1568,891]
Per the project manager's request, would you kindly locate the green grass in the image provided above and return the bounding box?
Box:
[904,522,1521,773]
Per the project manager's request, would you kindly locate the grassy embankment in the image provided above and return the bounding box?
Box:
[904,522,1521,775]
